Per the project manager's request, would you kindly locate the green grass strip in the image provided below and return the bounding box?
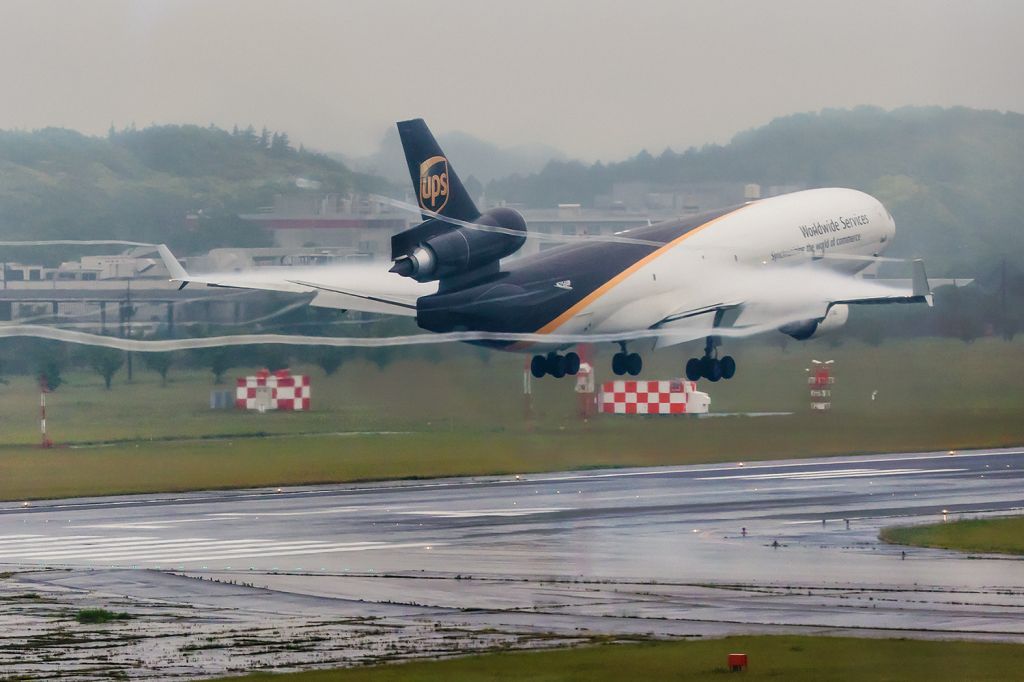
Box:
[209,635,1024,681]
[881,516,1024,555]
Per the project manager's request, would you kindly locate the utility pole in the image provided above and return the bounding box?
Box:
[1001,258,1008,339]
[123,277,134,381]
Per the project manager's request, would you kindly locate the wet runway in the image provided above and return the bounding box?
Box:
[2,447,1024,677]
[4,446,1023,582]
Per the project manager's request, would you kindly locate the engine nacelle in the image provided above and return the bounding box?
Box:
[390,207,527,283]
[779,304,850,340]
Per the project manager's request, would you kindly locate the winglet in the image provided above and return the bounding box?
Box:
[157,244,190,290]
[912,259,933,306]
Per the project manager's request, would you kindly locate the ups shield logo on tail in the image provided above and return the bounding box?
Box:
[419,155,449,213]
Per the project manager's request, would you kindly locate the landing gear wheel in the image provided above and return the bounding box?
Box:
[626,352,642,376]
[612,352,627,376]
[703,357,723,382]
[685,358,702,382]
[547,352,566,379]
[530,355,547,379]
[565,352,581,376]
[720,355,736,380]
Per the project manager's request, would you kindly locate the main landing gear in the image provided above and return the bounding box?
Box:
[685,336,736,383]
[531,351,581,379]
[611,342,642,376]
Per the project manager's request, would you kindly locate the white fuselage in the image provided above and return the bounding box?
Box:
[547,188,895,339]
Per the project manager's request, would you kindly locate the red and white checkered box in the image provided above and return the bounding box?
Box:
[599,379,708,415]
[235,369,311,411]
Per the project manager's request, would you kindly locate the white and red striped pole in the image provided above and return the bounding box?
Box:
[39,375,53,448]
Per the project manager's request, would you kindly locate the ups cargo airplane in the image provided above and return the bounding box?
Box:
[159,119,931,382]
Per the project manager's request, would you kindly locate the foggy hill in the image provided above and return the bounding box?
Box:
[487,107,1024,275]
[3,110,1020,276]
[342,126,567,188]
[0,124,391,262]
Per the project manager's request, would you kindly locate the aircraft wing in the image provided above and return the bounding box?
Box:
[651,260,931,349]
[157,245,434,317]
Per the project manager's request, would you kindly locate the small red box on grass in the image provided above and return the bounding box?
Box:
[728,653,748,671]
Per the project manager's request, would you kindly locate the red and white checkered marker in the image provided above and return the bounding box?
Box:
[236,369,311,411]
[599,379,709,415]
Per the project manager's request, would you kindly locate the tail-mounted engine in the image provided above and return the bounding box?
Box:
[389,207,527,283]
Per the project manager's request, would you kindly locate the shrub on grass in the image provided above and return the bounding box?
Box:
[142,351,176,386]
[76,608,133,624]
[82,347,125,389]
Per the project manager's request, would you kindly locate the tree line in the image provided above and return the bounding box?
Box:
[3,264,1018,392]
[0,311,494,391]
[0,123,394,265]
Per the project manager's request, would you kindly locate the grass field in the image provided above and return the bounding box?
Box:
[211,636,1024,682]
[880,516,1024,555]
[1,337,1022,501]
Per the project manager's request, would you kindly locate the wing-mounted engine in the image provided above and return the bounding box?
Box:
[389,207,527,284]
[779,303,850,340]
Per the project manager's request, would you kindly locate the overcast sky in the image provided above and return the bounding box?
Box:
[1,0,1022,160]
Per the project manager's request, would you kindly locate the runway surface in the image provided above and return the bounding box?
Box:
[2,446,1023,678]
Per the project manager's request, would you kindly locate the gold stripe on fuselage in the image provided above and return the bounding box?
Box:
[514,203,753,349]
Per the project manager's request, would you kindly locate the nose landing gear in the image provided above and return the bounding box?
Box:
[531,351,581,379]
[685,336,736,382]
